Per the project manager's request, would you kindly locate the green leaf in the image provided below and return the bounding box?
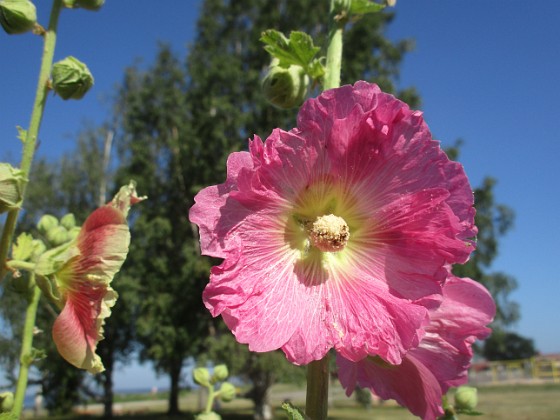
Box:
[12,233,34,261]
[261,30,320,70]
[349,0,385,16]
[16,126,27,143]
[281,402,308,420]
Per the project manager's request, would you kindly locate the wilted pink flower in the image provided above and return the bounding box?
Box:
[190,82,476,365]
[36,182,144,373]
[337,274,495,420]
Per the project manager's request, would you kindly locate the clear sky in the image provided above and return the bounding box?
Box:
[1,1,559,390]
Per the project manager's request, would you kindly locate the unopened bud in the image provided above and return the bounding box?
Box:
[193,367,211,387]
[194,412,221,420]
[262,61,309,109]
[60,213,76,230]
[0,0,37,35]
[46,225,70,246]
[63,0,104,10]
[0,163,25,213]
[212,364,229,382]
[218,382,236,402]
[454,386,478,411]
[0,391,14,412]
[37,214,59,234]
[51,56,94,100]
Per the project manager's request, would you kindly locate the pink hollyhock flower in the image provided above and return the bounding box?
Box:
[189,81,477,365]
[36,182,144,373]
[336,274,495,420]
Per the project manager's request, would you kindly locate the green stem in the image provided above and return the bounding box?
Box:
[305,355,330,420]
[0,0,64,281]
[323,0,345,90]
[204,384,215,414]
[12,277,42,418]
[304,3,345,419]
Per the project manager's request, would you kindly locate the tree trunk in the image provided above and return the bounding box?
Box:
[167,359,182,415]
[102,358,114,418]
[249,370,273,420]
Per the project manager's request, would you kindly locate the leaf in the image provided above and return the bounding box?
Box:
[349,0,385,15]
[12,233,34,261]
[16,126,27,143]
[261,30,321,70]
[281,402,309,420]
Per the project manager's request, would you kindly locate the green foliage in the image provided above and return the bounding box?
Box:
[260,30,324,79]
[281,401,308,420]
[482,329,537,361]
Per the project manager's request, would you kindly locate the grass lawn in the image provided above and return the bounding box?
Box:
[29,382,560,419]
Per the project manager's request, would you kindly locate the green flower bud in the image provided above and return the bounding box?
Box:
[218,382,236,402]
[262,61,309,109]
[212,364,229,383]
[63,0,105,11]
[37,214,59,234]
[193,367,211,387]
[0,0,37,35]
[0,391,14,412]
[0,163,25,213]
[51,56,94,100]
[46,225,70,246]
[454,386,478,411]
[60,213,76,230]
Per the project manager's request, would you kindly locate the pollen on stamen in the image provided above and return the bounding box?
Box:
[307,214,350,252]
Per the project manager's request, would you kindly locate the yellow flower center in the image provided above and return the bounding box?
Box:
[307,214,350,252]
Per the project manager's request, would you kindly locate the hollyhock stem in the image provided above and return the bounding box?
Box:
[0,0,64,282]
[12,277,41,418]
[305,354,330,419]
[304,2,345,419]
[323,0,345,90]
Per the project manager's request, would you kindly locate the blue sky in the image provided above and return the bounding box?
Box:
[1,1,559,390]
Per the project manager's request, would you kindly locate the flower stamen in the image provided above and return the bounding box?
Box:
[307,214,349,252]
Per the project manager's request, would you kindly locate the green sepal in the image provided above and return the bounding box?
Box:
[34,241,74,277]
[456,409,483,416]
[281,402,309,420]
[193,367,211,387]
[260,30,324,78]
[349,0,385,16]
[21,347,47,367]
[35,274,61,306]
[0,162,26,213]
[0,414,18,420]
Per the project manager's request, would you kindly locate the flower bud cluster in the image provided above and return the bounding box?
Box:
[38,213,79,247]
[0,0,36,35]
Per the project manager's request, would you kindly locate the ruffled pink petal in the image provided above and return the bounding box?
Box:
[337,275,495,419]
[337,353,444,420]
[52,205,130,373]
